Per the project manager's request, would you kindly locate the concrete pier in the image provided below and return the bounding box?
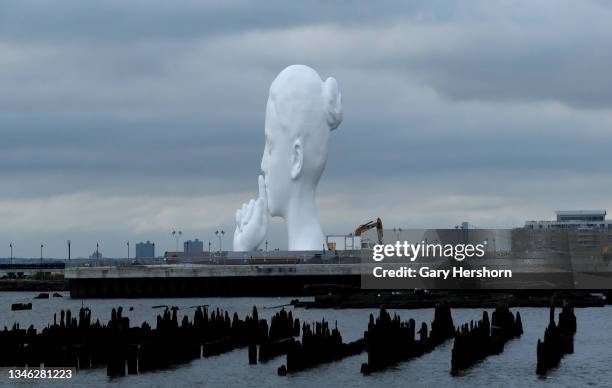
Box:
[65,260,612,298]
[65,264,362,298]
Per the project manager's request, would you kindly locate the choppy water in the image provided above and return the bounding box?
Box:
[1,292,611,387]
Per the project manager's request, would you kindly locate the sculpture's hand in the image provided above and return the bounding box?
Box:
[233,175,269,251]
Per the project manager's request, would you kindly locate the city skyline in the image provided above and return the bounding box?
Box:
[1,1,612,257]
[3,208,610,259]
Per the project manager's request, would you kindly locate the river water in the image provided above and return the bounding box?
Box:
[1,292,610,387]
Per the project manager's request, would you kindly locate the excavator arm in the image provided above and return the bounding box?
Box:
[355,217,384,244]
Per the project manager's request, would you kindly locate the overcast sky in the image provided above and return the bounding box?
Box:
[1,0,612,258]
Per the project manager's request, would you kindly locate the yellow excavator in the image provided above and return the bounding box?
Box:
[355,218,384,244]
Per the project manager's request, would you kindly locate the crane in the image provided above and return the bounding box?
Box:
[355,218,384,244]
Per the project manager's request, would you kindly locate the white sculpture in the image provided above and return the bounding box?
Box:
[233,65,343,251]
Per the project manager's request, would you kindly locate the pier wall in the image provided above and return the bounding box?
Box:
[66,264,362,298]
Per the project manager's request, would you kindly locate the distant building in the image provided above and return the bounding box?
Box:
[457,222,476,229]
[184,239,204,254]
[514,210,612,259]
[136,240,155,258]
[525,210,612,229]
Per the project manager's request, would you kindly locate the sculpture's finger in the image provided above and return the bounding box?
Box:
[233,226,243,251]
[238,204,244,222]
[244,199,255,223]
[258,175,267,203]
[256,197,267,228]
[235,209,242,230]
[239,203,248,228]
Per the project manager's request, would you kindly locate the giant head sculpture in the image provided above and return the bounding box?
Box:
[233,65,343,251]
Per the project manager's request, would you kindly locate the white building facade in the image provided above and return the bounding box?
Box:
[525,210,612,230]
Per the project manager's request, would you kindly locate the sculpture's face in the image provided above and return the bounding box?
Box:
[261,99,292,217]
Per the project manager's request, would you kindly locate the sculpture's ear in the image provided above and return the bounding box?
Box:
[291,138,303,180]
[323,77,343,131]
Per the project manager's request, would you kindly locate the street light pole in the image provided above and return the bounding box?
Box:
[67,240,71,265]
[40,243,44,266]
[9,243,13,265]
[127,241,130,260]
[172,230,182,251]
[215,230,225,252]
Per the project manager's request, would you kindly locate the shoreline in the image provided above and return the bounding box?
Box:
[292,290,609,309]
[0,279,68,292]
[1,280,609,310]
